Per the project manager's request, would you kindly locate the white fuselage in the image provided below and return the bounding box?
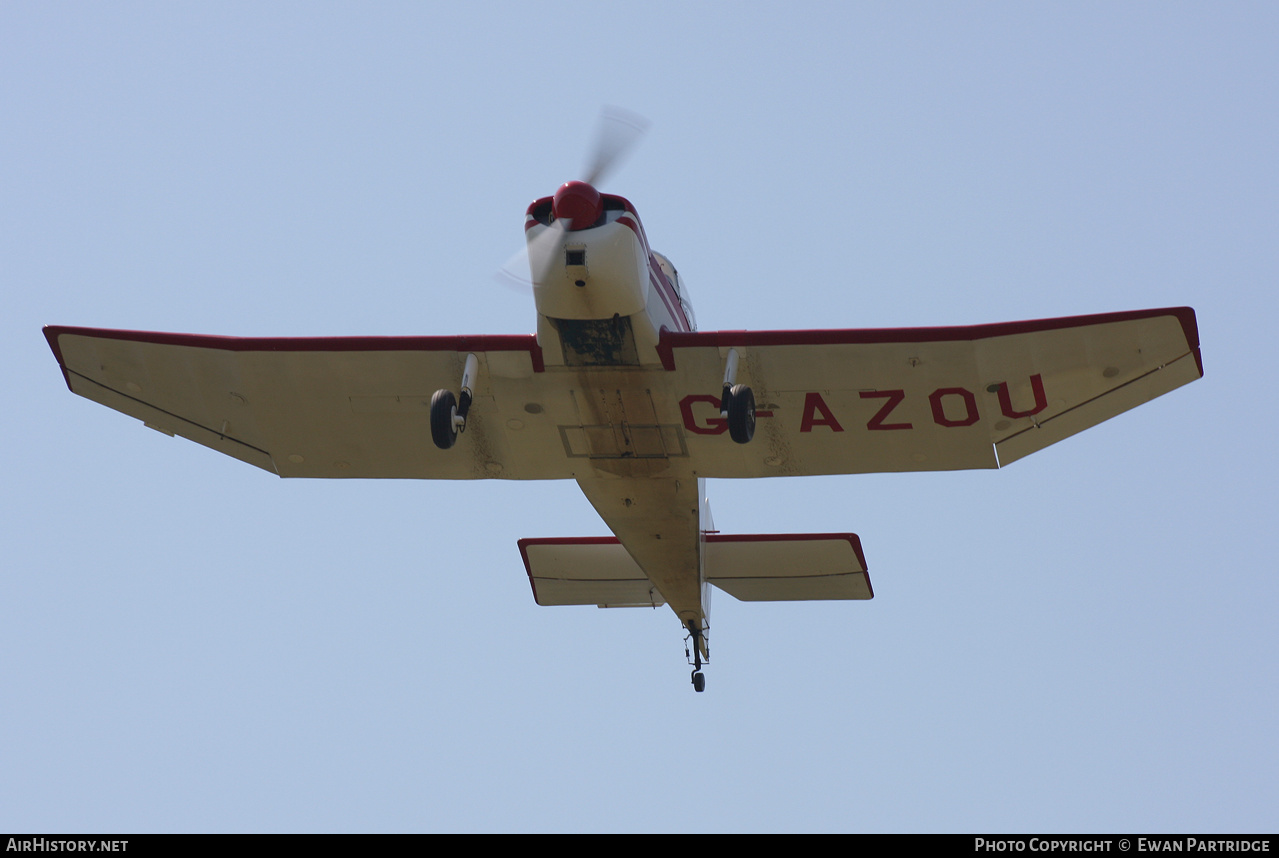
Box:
[525,193,695,366]
[523,190,710,640]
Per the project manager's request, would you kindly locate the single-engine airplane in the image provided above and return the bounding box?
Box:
[44,118,1202,692]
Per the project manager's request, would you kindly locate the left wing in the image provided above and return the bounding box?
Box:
[44,326,576,480]
[655,307,1201,476]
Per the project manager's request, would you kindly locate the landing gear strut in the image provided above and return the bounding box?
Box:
[719,348,755,444]
[684,622,708,693]
[430,353,479,450]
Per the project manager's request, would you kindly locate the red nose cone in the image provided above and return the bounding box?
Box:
[552,181,603,230]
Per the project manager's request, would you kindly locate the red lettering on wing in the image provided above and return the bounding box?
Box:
[800,392,844,433]
[996,374,1047,419]
[859,390,913,430]
[929,387,980,427]
[680,394,727,435]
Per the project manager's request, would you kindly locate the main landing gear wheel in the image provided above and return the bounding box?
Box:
[430,389,458,450]
[430,354,478,451]
[726,383,755,444]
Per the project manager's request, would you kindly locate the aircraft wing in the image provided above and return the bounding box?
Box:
[655,307,1201,476]
[47,307,1200,481]
[44,326,575,480]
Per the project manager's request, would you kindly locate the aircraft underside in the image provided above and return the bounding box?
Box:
[42,120,1202,693]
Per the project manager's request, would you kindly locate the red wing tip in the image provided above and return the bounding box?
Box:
[43,326,74,389]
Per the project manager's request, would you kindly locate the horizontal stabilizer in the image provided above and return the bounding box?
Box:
[518,533,871,608]
[519,537,667,608]
[705,533,872,601]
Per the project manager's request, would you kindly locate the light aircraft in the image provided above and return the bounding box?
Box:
[43,115,1202,691]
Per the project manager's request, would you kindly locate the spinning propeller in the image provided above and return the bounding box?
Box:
[497,107,650,291]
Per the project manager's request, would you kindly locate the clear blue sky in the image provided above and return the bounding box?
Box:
[3,2,1275,832]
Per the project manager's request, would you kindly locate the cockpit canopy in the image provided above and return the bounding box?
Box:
[653,252,696,331]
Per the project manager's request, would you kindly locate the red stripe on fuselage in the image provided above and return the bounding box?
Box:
[648,269,688,333]
[615,215,692,333]
[525,195,693,333]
